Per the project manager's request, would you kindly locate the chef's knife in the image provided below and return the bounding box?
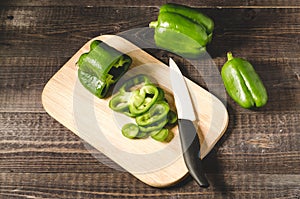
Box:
[169,58,209,188]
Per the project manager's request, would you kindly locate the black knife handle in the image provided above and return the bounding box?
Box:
[178,119,209,188]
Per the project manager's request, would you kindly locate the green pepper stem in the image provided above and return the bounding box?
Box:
[149,21,158,28]
[227,52,234,61]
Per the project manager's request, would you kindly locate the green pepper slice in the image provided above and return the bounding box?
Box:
[135,101,170,126]
[138,118,169,133]
[221,52,268,108]
[135,131,149,139]
[156,87,165,102]
[122,123,139,139]
[109,75,157,117]
[128,84,159,116]
[167,110,178,124]
[109,91,131,112]
[151,128,169,142]
[119,74,152,92]
[77,40,132,98]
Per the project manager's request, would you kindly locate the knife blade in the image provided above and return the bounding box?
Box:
[169,58,209,188]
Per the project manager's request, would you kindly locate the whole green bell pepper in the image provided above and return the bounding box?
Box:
[159,3,214,36]
[221,52,268,108]
[77,40,132,98]
[149,3,214,59]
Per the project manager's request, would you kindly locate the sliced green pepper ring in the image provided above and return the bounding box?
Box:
[128,84,159,116]
[167,110,178,124]
[109,91,132,112]
[139,118,168,133]
[122,123,139,139]
[135,101,170,126]
[151,128,169,142]
[119,74,152,92]
[135,131,148,139]
[130,90,145,107]
[156,87,165,101]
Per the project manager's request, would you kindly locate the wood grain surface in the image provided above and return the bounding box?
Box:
[0,0,299,198]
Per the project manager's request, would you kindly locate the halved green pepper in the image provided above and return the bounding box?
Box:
[221,52,268,108]
[77,40,132,98]
[149,3,214,59]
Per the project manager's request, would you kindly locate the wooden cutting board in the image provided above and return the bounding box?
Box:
[42,35,229,187]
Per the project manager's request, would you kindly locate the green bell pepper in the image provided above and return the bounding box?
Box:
[77,40,132,98]
[159,3,214,36]
[149,3,214,59]
[221,52,268,108]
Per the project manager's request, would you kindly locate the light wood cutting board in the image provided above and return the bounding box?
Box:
[42,35,229,187]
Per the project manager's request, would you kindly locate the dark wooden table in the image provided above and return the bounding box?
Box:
[1,1,299,198]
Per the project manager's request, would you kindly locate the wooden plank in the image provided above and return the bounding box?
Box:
[0,110,298,196]
[1,0,300,8]
[0,62,60,113]
[0,112,298,174]
[0,172,299,198]
[1,7,300,58]
[0,57,298,112]
[1,6,300,114]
